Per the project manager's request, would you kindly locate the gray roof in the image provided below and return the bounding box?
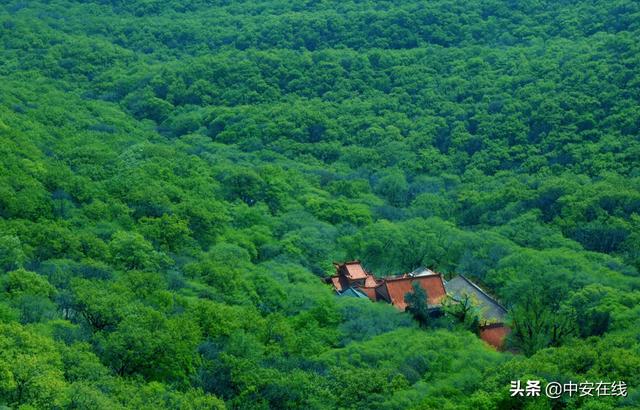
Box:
[444,275,507,322]
[337,287,369,299]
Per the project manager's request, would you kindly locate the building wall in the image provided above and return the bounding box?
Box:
[358,286,379,301]
[479,324,510,350]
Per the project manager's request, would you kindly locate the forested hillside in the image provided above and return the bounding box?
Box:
[1,1,640,409]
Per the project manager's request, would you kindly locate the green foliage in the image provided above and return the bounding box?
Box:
[109,231,168,271]
[508,294,578,357]
[0,322,69,409]
[405,281,430,327]
[1,0,640,408]
[98,308,201,384]
[442,294,481,334]
[2,269,55,299]
[0,235,26,272]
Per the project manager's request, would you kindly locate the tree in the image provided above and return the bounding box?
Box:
[99,308,201,384]
[70,279,128,333]
[508,292,578,356]
[375,170,409,207]
[2,269,55,299]
[0,235,26,272]
[109,231,167,272]
[0,322,70,409]
[565,285,613,338]
[443,294,480,333]
[405,282,430,327]
[137,214,192,252]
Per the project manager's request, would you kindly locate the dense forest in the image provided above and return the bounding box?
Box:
[1,0,640,409]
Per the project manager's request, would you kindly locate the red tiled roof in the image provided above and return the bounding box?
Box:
[330,276,344,292]
[342,261,367,280]
[381,274,446,310]
[327,262,446,310]
[364,274,379,288]
[330,275,353,292]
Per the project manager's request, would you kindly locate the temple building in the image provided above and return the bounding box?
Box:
[325,261,444,309]
[328,261,383,298]
[325,261,510,349]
